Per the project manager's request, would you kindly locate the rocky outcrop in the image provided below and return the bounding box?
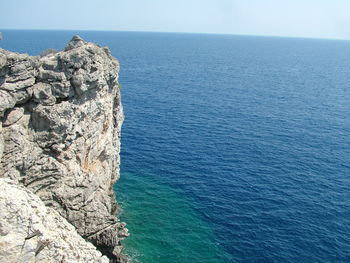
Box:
[0,178,109,263]
[0,36,128,262]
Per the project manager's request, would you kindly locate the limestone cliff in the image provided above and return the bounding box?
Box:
[0,36,128,262]
[0,178,109,263]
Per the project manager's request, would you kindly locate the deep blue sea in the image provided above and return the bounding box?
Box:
[2,30,350,263]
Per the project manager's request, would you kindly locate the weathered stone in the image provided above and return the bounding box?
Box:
[38,69,66,82]
[0,124,3,162]
[0,55,6,69]
[0,36,127,262]
[64,35,86,51]
[0,49,39,116]
[32,83,56,106]
[0,178,109,263]
[3,107,24,127]
[0,90,15,116]
[42,57,58,70]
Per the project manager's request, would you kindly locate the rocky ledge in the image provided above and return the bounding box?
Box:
[0,36,128,262]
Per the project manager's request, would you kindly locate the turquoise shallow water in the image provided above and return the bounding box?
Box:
[2,30,350,262]
[115,172,231,262]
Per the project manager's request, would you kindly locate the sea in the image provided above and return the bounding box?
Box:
[2,30,350,263]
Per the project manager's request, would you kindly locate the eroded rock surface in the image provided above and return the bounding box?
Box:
[0,36,128,262]
[0,178,109,263]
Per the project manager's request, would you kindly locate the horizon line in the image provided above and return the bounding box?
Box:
[1,28,350,42]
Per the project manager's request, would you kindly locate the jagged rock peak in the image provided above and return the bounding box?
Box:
[71,35,84,42]
[0,37,128,262]
[64,35,86,51]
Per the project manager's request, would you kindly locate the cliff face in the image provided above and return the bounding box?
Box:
[0,178,109,263]
[0,36,128,262]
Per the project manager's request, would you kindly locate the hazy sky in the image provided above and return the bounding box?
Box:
[1,0,350,39]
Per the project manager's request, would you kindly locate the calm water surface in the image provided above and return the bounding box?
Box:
[2,30,350,263]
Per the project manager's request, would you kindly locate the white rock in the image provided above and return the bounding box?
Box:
[0,178,109,263]
[0,36,128,262]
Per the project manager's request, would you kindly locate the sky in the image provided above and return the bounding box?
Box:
[1,0,350,40]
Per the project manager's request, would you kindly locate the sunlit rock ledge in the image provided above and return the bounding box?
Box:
[0,36,128,263]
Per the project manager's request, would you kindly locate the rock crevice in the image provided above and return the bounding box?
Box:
[0,36,128,262]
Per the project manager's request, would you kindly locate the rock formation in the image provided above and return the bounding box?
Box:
[0,178,109,263]
[0,36,128,262]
